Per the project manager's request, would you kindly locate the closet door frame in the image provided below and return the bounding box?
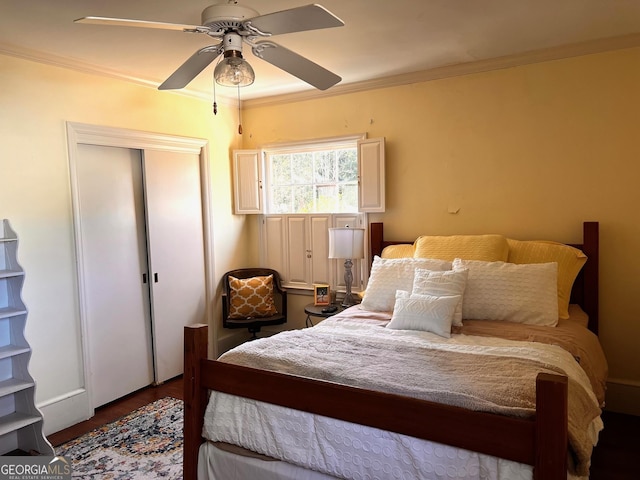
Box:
[66,122,214,417]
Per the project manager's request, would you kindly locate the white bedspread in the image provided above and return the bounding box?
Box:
[203,318,602,480]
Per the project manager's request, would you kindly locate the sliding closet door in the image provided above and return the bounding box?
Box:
[75,144,155,408]
[143,149,206,383]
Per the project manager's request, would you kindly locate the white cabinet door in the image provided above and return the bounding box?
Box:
[233,150,263,214]
[309,216,331,285]
[261,214,364,290]
[143,150,206,383]
[76,144,154,408]
[262,216,286,276]
[285,216,310,288]
[358,137,386,212]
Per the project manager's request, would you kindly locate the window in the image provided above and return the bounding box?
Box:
[232,135,384,215]
[264,137,360,214]
[232,135,384,293]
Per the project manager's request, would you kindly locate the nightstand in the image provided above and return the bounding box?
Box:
[304,303,343,327]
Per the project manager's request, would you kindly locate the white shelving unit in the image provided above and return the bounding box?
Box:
[0,219,53,455]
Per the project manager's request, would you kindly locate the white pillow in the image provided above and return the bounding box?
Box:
[452,258,558,326]
[386,290,459,338]
[412,268,468,327]
[361,256,452,312]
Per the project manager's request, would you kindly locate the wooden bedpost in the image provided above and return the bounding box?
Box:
[534,373,568,480]
[581,222,599,334]
[184,324,208,480]
[370,222,384,263]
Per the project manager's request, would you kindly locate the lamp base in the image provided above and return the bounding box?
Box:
[341,292,359,308]
[341,258,359,307]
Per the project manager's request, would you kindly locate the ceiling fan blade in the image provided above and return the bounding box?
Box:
[246,4,344,36]
[158,46,221,90]
[252,41,340,90]
[74,16,201,32]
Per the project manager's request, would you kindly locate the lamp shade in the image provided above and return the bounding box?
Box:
[328,227,365,259]
[214,54,255,87]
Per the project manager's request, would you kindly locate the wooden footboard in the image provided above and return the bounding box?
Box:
[183,324,568,480]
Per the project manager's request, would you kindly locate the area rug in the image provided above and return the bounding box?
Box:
[56,397,183,479]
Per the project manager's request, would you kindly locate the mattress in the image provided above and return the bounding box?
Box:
[200,306,604,480]
[198,442,339,480]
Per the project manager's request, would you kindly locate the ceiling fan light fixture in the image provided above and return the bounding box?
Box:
[214,50,255,87]
[78,3,344,92]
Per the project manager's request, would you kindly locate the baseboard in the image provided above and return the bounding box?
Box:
[38,388,92,436]
[604,378,640,416]
[216,331,248,356]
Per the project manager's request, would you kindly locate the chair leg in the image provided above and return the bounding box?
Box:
[248,326,261,340]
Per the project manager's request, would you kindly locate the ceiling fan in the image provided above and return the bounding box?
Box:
[74,1,345,91]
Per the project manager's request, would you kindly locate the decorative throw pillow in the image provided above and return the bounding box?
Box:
[412,268,469,327]
[228,275,278,319]
[506,238,587,320]
[452,258,558,326]
[360,256,452,312]
[386,290,460,338]
[414,234,509,262]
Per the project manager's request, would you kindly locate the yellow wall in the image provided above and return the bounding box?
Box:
[0,53,254,430]
[2,41,639,426]
[242,47,640,413]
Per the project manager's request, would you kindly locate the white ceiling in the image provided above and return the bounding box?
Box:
[3,0,640,102]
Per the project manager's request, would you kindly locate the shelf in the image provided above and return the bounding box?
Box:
[0,378,34,398]
[0,412,41,436]
[0,219,53,455]
[0,307,27,320]
[0,345,30,360]
[0,269,24,279]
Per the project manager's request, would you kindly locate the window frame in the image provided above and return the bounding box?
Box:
[262,134,366,215]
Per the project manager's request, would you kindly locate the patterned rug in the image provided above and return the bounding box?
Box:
[56,397,183,479]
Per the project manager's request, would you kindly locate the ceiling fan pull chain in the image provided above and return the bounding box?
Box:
[212,75,218,115]
[237,85,243,135]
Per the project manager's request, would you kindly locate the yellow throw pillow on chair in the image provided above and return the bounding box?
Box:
[228,275,278,318]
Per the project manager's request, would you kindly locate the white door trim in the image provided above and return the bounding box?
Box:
[66,122,214,418]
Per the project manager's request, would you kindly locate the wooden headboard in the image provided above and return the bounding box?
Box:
[369,222,599,335]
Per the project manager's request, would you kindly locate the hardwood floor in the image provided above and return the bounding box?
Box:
[48,375,183,447]
[47,376,638,479]
[590,410,640,480]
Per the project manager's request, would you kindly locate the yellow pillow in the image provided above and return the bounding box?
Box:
[507,239,587,319]
[413,234,508,262]
[228,275,278,319]
[381,244,414,258]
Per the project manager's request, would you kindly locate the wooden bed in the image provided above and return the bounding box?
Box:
[183,221,600,480]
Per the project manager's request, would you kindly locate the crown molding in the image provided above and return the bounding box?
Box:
[242,32,640,110]
[3,32,640,111]
[0,42,238,108]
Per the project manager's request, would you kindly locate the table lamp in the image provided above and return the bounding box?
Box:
[328,226,365,307]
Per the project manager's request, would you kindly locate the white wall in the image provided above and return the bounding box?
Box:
[0,53,253,433]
